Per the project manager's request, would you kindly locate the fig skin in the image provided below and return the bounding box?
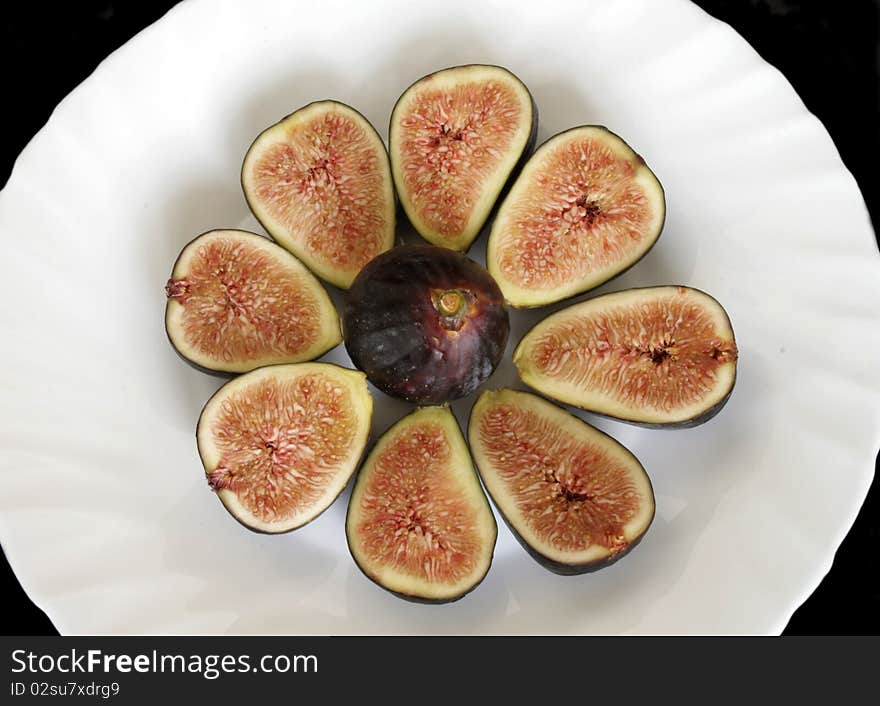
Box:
[166,334,238,379]
[632,387,735,430]
[502,505,652,576]
[389,64,539,252]
[488,125,666,309]
[196,362,373,534]
[514,286,738,428]
[241,100,396,289]
[468,389,655,575]
[342,245,510,404]
[528,384,736,432]
[164,229,341,376]
[528,534,650,576]
[345,405,497,604]
[505,513,651,576]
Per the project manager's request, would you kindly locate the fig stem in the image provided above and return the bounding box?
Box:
[437,290,466,317]
[165,278,190,300]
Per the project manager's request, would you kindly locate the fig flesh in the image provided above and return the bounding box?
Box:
[469,389,654,574]
[165,230,341,374]
[488,126,665,307]
[343,245,510,404]
[196,363,372,533]
[389,64,537,252]
[242,100,396,289]
[515,286,738,427]
[346,405,497,602]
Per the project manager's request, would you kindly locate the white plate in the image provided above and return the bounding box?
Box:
[1,0,877,635]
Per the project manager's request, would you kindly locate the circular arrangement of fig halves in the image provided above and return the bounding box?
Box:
[164,63,739,605]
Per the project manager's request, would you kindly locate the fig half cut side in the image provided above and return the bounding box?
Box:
[488,126,665,308]
[515,286,738,427]
[343,245,510,404]
[165,230,341,375]
[469,389,654,574]
[389,64,537,252]
[197,363,372,534]
[346,405,497,603]
[242,100,396,289]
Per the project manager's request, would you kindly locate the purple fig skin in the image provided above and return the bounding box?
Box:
[525,385,735,431]
[343,245,510,404]
[501,513,651,575]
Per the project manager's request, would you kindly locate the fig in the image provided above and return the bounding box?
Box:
[196,363,372,533]
[346,405,497,602]
[468,388,654,574]
[389,64,537,252]
[165,230,341,374]
[488,126,665,307]
[343,245,510,404]
[515,286,738,427]
[241,100,396,289]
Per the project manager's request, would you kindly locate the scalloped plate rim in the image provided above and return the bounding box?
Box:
[0,0,877,635]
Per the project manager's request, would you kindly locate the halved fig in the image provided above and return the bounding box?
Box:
[165,230,341,374]
[242,100,396,289]
[197,363,372,533]
[343,245,509,404]
[515,286,738,427]
[346,405,497,603]
[389,64,537,252]
[488,126,665,307]
[469,389,654,574]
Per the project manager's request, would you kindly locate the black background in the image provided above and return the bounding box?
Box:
[1,1,877,635]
